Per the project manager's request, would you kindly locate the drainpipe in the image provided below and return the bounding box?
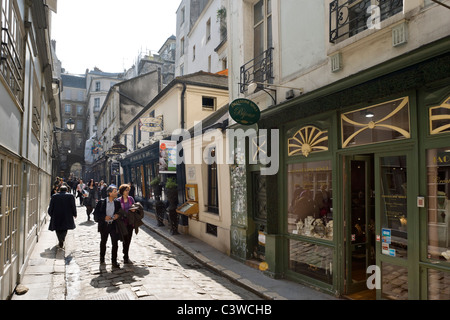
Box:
[181,82,187,130]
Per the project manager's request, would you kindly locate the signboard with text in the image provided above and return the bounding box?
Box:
[159,140,177,174]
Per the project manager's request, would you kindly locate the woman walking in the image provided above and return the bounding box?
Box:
[84,179,98,221]
[118,184,136,264]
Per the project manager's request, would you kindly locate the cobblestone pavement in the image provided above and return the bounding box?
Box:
[59,205,261,300]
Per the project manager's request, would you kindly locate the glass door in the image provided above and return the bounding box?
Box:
[375,151,413,300]
[345,155,376,297]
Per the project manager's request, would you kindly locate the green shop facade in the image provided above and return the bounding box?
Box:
[230,37,450,300]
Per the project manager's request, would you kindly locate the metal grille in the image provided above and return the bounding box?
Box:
[239,47,274,94]
[329,0,403,43]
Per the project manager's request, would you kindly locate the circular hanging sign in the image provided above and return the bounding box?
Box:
[229,98,261,126]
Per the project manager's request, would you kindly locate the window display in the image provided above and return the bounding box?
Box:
[289,240,333,285]
[427,148,450,262]
[287,160,333,240]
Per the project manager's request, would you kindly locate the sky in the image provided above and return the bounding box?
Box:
[51,0,180,75]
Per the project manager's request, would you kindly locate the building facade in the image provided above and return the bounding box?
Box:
[84,68,123,177]
[124,35,176,88]
[59,73,87,179]
[0,0,61,299]
[227,0,450,299]
[91,70,162,184]
[119,71,230,253]
[176,0,228,76]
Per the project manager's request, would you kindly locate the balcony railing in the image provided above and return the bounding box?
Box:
[0,27,23,103]
[239,47,274,94]
[329,0,403,43]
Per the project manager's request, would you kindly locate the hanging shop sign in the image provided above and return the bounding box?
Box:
[140,115,164,133]
[159,140,177,174]
[110,143,128,154]
[111,161,120,176]
[229,98,261,126]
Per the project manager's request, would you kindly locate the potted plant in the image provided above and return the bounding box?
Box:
[165,177,179,235]
[150,176,162,197]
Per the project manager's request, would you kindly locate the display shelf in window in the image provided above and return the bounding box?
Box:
[177,184,199,220]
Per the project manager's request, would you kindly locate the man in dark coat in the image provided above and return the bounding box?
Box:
[93,185,122,268]
[48,185,77,248]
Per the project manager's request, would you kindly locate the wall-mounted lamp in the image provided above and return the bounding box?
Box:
[247,81,304,106]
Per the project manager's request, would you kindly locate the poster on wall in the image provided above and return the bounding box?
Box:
[159,140,177,174]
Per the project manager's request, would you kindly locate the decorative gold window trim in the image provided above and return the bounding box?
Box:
[341,97,411,148]
[288,126,328,157]
[429,97,450,135]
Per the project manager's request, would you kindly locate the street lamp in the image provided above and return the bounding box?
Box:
[54,118,76,133]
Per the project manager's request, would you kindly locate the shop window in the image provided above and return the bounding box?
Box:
[341,97,410,148]
[427,269,450,300]
[380,155,408,259]
[287,160,333,240]
[427,148,450,262]
[288,240,333,285]
[429,96,450,135]
[288,126,329,157]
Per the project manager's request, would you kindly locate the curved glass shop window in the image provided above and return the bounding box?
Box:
[342,97,410,148]
[430,96,450,135]
[287,160,333,240]
[427,148,450,262]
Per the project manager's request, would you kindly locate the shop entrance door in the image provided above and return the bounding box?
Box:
[344,155,376,299]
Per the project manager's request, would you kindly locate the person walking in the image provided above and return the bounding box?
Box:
[93,185,122,268]
[118,184,136,264]
[76,179,85,206]
[98,180,107,199]
[48,185,77,248]
[84,179,98,221]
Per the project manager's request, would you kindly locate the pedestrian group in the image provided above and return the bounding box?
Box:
[48,178,143,269]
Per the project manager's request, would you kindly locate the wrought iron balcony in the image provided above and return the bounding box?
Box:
[329,0,403,43]
[1,27,23,102]
[239,47,274,94]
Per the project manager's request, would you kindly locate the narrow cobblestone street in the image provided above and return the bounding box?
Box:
[17,205,261,301]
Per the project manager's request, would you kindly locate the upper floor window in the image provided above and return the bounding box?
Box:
[180,37,185,56]
[254,0,272,60]
[65,104,72,114]
[329,0,403,44]
[180,7,185,26]
[1,0,24,104]
[206,18,211,42]
[95,81,101,91]
[77,105,83,116]
[94,98,101,112]
[202,96,216,111]
[238,0,273,93]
